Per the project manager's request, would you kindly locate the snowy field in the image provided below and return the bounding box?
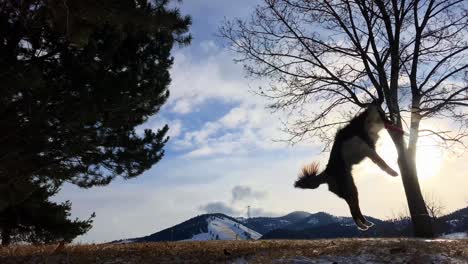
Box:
[1,238,467,263]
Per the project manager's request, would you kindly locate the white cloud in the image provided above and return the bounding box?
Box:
[174,102,293,158]
[168,119,183,138]
[220,107,249,128]
[185,146,219,158]
[168,44,265,114]
[171,100,193,114]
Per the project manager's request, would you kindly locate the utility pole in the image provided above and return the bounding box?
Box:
[247,205,251,219]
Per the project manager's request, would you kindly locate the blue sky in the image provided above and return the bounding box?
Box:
[55,0,468,243]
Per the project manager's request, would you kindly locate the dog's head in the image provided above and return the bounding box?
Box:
[366,104,407,135]
[364,104,387,134]
[366,104,388,123]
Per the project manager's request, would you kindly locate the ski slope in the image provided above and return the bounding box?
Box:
[186,215,261,241]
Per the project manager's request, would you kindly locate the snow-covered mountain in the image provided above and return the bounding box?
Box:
[113,213,260,243]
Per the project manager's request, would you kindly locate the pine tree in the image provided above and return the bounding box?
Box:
[0,1,191,211]
[0,182,94,245]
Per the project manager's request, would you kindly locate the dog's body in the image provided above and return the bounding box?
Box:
[295,105,398,230]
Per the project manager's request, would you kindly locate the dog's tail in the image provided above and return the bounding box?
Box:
[294,162,327,189]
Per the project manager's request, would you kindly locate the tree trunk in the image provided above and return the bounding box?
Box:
[1,227,11,246]
[392,134,434,238]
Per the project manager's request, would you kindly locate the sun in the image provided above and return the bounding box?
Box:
[376,131,443,180]
[414,136,444,179]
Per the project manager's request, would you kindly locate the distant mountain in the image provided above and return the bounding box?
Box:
[284,212,355,231]
[437,206,468,235]
[113,213,261,243]
[259,212,391,239]
[242,211,384,235]
[281,211,312,223]
[261,207,468,240]
[240,211,311,234]
[113,207,468,243]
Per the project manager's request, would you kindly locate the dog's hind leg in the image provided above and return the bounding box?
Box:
[347,198,368,230]
[345,181,373,230]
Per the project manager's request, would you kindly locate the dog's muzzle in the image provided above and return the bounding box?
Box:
[384,122,408,135]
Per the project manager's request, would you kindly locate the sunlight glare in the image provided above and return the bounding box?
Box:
[376,131,443,180]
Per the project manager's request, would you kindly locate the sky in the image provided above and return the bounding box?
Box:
[55,0,468,243]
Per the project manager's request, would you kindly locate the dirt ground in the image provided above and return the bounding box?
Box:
[1,238,467,263]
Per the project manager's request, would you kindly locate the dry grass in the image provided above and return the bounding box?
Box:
[0,238,467,263]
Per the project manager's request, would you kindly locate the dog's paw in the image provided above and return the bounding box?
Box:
[364,220,374,228]
[356,220,369,231]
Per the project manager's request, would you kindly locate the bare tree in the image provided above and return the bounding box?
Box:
[220,0,468,237]
[424,191,446,221]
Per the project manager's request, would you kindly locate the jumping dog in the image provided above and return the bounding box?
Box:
[294,105,402,230]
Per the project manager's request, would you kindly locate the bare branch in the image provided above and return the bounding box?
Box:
[221,0,468,148]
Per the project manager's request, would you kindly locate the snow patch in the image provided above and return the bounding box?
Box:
[184,216,261,241]
[447,219,460,227]
[440,232,468,239]
[113,239,136,244]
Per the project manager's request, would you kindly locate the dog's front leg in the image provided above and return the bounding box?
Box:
[366,147,398,176]
[349,137,399,176]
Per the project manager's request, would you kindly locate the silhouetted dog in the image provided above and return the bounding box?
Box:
[295,105,399,230]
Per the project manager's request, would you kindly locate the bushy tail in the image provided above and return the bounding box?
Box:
[294,162,327,189]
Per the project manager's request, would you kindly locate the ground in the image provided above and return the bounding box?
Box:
[1,238,467,263]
